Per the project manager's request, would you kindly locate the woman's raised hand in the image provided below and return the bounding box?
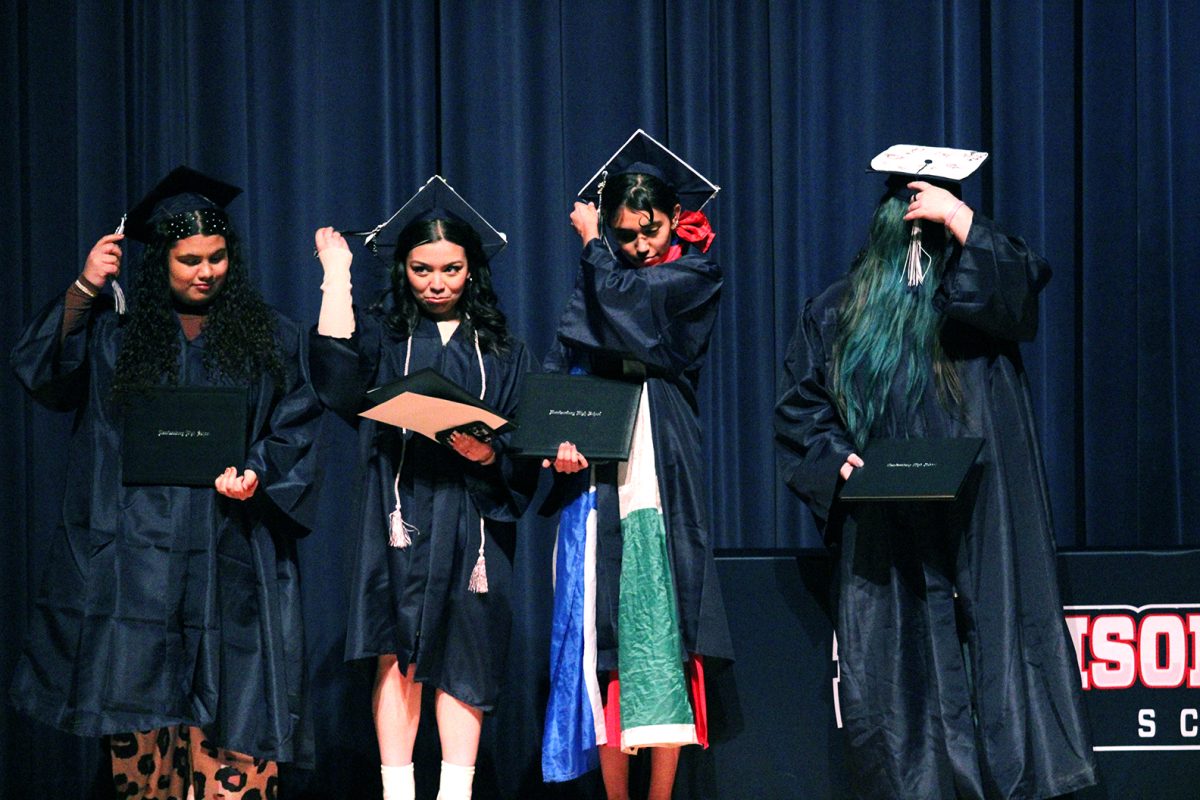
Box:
[315,225,355,337]
[82,233,124,288]
[315,226,350,256]
[904,181,973,244]
[315,226,353,280]
[569,201,601,246]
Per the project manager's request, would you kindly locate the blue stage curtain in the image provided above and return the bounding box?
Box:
[3,2,1198,797]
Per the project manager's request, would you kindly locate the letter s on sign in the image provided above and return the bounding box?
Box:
[1138,709,1156,738]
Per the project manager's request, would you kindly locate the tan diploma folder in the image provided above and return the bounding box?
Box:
[359,368,510,443]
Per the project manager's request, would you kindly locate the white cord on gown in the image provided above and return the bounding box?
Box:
[388,336,419,548]
[466,326,489,594]
[388,319,493,595]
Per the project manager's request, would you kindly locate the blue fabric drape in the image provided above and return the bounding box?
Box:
[541,484,599,783]
[3,1,1198,797]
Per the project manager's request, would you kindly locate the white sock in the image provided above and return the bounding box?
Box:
[436,760,475,800]
[381,762,414,800]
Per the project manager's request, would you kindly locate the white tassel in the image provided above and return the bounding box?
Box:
[467,553,487,594]
[387,340,420,550]
[467,518,488,594]
[389,507,417,549]
[905,220,931,288]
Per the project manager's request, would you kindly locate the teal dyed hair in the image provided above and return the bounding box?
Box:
[831,196,962,449]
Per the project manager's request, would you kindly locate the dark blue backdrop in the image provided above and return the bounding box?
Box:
[3,1,1198,797]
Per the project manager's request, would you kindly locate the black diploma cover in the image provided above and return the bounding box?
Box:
[508,373,643,461]
[839,437,984,501]
[122,386,249,487]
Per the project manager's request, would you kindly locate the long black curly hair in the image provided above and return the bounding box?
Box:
[111,209,284,399]
[376,216,511,356]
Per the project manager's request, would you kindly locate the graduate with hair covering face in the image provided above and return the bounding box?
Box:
[775,146,1097,800]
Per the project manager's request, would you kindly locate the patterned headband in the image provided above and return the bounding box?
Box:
[158,208,230,242]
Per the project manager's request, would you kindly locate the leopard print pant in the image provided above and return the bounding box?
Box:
[109,725,277,799]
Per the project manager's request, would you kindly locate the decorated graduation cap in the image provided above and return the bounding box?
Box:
[870,144,988,201]
[124,165,242,244]
[579,129,720,212]
[360,175,507,261]
[869,145,988,289]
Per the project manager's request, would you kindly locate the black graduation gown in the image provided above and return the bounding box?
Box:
[309,310,534,711]
[544,238,734,669]
[775,215,1097,799]
[9,293,322,764]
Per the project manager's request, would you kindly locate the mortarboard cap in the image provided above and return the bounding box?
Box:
[124,165,242,243]
[579,129,720,211]
[363,175,507,261]
[870,144,988,200]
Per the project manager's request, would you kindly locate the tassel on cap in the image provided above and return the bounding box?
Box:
[905,220,930,289]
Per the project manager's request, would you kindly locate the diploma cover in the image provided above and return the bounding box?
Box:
[361,368,511,444]
[508,373,643,461]
[122,386,249,486]
[839,437,985,501]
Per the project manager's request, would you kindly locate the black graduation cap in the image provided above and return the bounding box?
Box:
[578,129,720,211]
[124,166,242,243]
[869,144,988,200]
[360,175,507,261]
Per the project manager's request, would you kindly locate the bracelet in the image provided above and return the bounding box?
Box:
[73,278,98,298]
[945,200,966,228]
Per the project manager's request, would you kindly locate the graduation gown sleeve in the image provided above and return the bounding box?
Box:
[935,214,1051,342]
[307,305,383,415]
[460,340,537,523]
[242,319,323,531]
[773,289,857,528]
[11,291,102,411]
[554,239,721,378]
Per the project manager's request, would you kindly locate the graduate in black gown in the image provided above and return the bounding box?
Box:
[9,167,322,798]
[774,146,1097,799]
[309,177,534,800]
[542,132,733,800]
